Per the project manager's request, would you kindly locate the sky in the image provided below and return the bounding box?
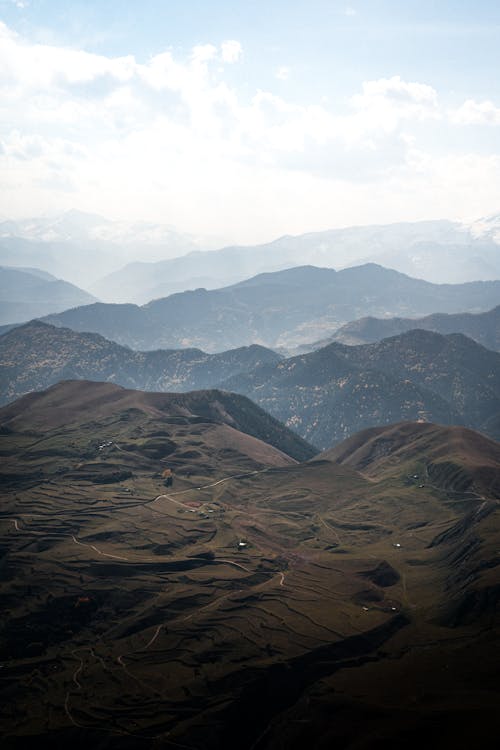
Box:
[1,0,500,244]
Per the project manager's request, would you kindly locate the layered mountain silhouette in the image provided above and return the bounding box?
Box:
[90,215,500,303]
[308,305,500,351]
[0,210,203,287]
[3,211,500,303]
[2,200,500,750]
[0,266,97,325]
[2,322,499,449]
[0,320,281,406]
[224,329,500,447]
[41,264,500,351]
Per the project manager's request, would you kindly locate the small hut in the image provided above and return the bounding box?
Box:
[162,468,174,487]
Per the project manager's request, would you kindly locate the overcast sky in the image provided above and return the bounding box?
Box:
[1,0,500,243]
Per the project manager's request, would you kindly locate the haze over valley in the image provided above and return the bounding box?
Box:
[2,209,500,299]
[32,263,500,352]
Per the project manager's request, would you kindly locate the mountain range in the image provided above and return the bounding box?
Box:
[91,214,500,303]
[1,380,499,749]
[2,210,500,302]
[305,305,500,351]
[2,209,500,749]
[0,320,280,406]
[41,264,500,352]
[225,329,500,448]
[2,321,499,449]
[0,266,97,325]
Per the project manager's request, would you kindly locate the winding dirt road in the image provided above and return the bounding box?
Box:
[71,534,130,561]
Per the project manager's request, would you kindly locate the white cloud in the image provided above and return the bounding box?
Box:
[451,98,500,125]
[344,7,357,16]
[275,66,290,81]
[350,76,439,132]
[0,22,499,241]
[220,40,242,64]
[0,22,137,88]
[191,43,218,65]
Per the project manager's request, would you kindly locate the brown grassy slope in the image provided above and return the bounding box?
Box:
[0,379,316,462]
[0,392,499,749]
[321,421,500,497]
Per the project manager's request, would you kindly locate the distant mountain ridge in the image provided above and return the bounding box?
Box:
[89,214,500,303]
[41,264,500,352]
[0,266,97,325]
[2,321,499,450]
[2,210,500,301]
[0,320,281,406]
[0,209,196,246]
[306,305,500,351]
[0,210,207,287]
[223,329,500,448]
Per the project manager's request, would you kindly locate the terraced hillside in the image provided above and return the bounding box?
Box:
[0,382,499,749]
[324,421,500,497]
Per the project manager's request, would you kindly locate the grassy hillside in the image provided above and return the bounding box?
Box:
[0,387,498,749]
[323,421,500,497]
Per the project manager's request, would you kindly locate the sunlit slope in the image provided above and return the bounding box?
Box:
[323,421,500,497]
